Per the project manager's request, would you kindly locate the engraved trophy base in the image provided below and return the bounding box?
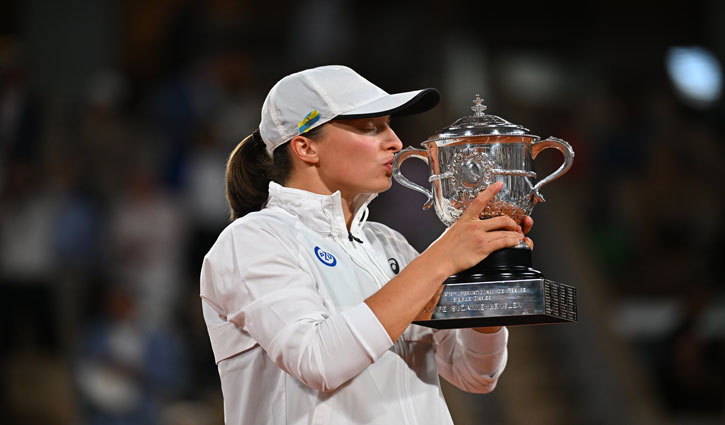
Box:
[413,248,578,329]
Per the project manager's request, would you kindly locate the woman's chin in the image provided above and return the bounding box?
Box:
[375,179,394,193]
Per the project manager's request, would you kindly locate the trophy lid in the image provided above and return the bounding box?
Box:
[425,95,535,143]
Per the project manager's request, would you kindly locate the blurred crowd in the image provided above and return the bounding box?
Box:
[1,1,723,425]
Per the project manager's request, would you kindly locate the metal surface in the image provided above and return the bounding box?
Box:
[394,95,579,328]
[423,94,533,141]
[413,278,577,328]
[392,95,575,227]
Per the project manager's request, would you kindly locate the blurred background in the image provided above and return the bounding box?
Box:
[1,1,723,424]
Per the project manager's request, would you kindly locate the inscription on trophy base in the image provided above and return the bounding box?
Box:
[413,278,577,329]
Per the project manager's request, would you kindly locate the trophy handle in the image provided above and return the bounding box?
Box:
[392,147,434,209]
[531,137,575,203]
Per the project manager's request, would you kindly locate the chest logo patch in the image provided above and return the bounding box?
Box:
[388,258,400,274]
[314,246,337,267]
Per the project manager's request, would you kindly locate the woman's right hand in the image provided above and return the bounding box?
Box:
[365,181,525,341]
[426,182,524,277]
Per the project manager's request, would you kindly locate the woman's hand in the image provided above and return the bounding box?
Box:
[521,215,534,250]
[365,182,535,341]
[472,211,535,334]
[427,182,525,277]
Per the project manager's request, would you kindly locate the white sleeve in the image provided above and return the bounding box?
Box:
[200,224,393,392]
[433,327,509,393]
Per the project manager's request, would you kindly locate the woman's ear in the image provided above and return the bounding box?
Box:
[289,135,320,165]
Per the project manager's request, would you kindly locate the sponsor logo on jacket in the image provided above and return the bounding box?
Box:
[314,246,337,267]
[388,258,400,274]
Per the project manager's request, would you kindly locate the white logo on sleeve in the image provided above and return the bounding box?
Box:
[314,246,337,267]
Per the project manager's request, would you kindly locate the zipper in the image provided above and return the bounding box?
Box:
[362,243,395,284]
[349,232,394,286]
[335,234,383,290]
[338,231,419,424]
[396,337,417,425]
[400,330,419,425]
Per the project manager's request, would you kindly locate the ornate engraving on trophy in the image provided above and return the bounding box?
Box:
[480,201,527,224]
[452,148,494,194]
[393,95,578,328]
[434,302,525,314]
[471,94,487,116]
[543,281,577,321]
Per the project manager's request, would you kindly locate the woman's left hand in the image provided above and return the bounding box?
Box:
[473,215,534,334]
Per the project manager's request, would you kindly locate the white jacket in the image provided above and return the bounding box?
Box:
[200,182,508,425]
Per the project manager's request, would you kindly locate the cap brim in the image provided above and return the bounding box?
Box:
[337,88,440,119]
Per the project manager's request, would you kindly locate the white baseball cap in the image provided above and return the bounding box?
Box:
[259,65,440,154]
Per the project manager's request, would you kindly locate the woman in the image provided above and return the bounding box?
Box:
[200,65,533,425]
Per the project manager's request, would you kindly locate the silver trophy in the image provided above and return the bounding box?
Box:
[393,95,577,328]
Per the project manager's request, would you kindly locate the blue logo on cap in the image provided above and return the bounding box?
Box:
[298,110,320,134]
[314,246,337,267]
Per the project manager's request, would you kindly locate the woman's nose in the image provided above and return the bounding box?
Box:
[384,128,403,152]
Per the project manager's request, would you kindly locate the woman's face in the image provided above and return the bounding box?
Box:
[314,115,403,198]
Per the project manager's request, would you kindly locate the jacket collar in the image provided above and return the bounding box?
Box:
[265,181,377,239]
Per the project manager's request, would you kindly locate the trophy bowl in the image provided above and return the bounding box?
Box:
[393,95,578,328]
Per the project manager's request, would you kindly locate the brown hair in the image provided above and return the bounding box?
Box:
[225,127,324,220]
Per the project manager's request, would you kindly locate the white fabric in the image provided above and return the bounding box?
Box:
[200,182,509,425]
[260,65,429,153]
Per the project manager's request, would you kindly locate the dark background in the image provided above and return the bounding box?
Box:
[1,1,723,424]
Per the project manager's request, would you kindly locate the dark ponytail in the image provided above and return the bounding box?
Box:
[226,130,280,220]
[225,127,323,220]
